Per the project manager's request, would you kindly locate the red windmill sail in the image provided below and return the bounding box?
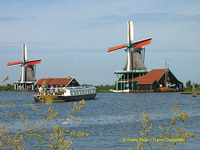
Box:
[7,61,23,66]
[134,38,152,49]
[26,60,41,66]
[108,21,152,71]
[108,44,127,52]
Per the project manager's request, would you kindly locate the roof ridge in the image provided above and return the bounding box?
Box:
[134,69,166,85]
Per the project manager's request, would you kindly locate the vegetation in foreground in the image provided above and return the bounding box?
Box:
[132,101,196,150]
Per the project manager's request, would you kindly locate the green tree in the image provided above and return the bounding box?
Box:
[194,83,199,88]
[186,80,191,88]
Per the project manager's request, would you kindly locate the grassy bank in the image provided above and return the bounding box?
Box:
[0,84,14,91]
[181,87,200,94]
[96,85,115,92]
[183,87,200,92]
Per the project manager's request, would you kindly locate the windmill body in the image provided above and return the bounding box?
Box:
[124,48,147,70]
[7,44,41,90]
[108,21,152,91]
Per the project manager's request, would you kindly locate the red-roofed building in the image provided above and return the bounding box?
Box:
[134,69,165,84]
[35,78,79,87]
[116,69,183,91]
[133,69,183,91]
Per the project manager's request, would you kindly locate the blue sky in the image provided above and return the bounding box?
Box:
[0,0,200,85]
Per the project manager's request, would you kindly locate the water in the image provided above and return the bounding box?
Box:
[0,92,199,149]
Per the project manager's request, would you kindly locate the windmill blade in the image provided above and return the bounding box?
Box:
[26,59,41,66]
[7,61,23,66]
[108,44,127,52]
[23,44,28,61]
[127,21,130,45]
[133,37,152,49]
[127,21,134,45]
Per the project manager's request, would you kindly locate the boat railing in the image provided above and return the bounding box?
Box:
[37,86,97,95]
[37,87,65,95]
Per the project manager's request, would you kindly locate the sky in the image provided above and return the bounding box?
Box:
[0,0,200,85]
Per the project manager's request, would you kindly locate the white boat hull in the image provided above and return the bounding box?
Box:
[109,89,130,93]
[33,93,97,102]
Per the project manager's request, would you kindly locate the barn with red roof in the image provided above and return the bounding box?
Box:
[35,77,79,88]
[133,69,183,91]
[116,69,183,91]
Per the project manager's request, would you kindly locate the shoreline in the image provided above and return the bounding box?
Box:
[2,90,199,95]
[180,92,200,95]
[98,90,182,93]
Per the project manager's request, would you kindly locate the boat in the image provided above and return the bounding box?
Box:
[109,89,130,93]
[159,82,177,92]
[159,60,177,92]
[33,86,97,102]
[159,87,177,92]
[159,79,177,92]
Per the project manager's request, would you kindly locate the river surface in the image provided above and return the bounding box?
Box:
[0,92,199,150]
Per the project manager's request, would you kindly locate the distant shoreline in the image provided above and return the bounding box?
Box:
[97,90,182,93]
[1,88,199,95]
[180,92,200,95]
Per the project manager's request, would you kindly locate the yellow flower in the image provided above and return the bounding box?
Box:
[140,131,145,138]
[174,101,178,108]
[69,115,74,119]
[145,130,149,134]
[171,118,175,126]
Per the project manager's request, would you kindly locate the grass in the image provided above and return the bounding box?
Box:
[96,85,115,92]
[181,87,200,94]
[183,87,200,92]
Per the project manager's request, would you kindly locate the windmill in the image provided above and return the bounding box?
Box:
[108,21,152,71]
[108,21,152,91]
[7,44,41,90]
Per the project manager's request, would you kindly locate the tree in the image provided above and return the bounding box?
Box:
[186,80,191,88]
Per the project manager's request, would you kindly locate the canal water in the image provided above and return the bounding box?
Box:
[0,92,199,149]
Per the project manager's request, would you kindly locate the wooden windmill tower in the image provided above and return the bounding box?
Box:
[108,21,152,91]
[7,44,41,90]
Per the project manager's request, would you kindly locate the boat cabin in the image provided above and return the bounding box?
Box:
[64,87,97,96]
